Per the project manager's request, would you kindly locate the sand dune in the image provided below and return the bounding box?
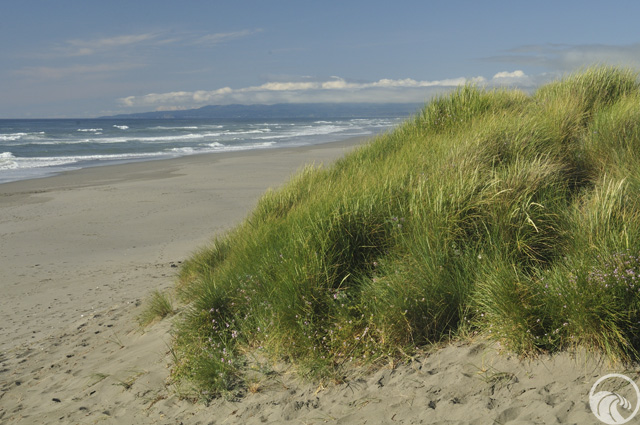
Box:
[0,138,632,424]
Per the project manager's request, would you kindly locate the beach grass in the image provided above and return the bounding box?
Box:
[170,66,640,399]
[138,289,175,326]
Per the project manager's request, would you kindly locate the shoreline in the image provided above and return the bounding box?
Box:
[0,136,367,352]
[0,136,368,191]
[0,135,627,424]
[0,115,400,186]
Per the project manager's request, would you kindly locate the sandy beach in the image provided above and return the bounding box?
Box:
[0,138,633,424]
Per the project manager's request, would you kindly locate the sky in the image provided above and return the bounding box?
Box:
[3,0,640,118]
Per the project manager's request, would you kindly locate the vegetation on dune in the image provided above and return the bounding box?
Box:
[169,66,640,399]
[138,289,175,326]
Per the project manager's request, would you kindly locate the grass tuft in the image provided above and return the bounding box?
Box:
[138,289,175,326]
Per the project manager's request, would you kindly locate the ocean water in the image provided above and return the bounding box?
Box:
[0,117,400,184]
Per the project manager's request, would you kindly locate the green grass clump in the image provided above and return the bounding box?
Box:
[138,289,175,326]
[170,66,640,399]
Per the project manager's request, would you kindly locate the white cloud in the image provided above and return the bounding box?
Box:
[493,70,525,79]
[368,77,471,88]
[257,81,321,91]
[118,72,534,110]
[321,77,359,89]
[70,33,157,48]
[59,33,160,56]
[490,70,535,86]
[53,29,262,57]
[194,29,263,45]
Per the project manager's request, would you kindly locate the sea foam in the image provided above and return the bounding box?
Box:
[0,117,401,184]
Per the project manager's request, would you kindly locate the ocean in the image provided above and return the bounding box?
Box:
[0,117,401,184]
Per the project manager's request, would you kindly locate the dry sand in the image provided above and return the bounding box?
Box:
[0,138,635,424]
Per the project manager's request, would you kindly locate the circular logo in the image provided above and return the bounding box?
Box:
[590,374,640,424]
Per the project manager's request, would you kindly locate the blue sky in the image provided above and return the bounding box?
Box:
[3,0,640,118]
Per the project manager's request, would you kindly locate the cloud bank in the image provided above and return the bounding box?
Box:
[119,71,536,110]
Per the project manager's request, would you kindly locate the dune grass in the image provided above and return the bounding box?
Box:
[138,289,175,326]
[170,66,640,399]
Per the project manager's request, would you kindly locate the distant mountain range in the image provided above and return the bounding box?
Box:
[102,103,424,119]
